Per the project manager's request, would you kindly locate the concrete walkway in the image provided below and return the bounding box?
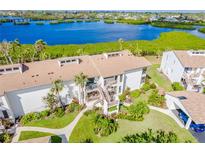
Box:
[12,108,88,143]
[149,105,184,128]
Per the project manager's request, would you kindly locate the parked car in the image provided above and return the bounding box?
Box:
[179,111,205,133]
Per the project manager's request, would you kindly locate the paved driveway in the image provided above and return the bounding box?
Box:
[190,129,205,143]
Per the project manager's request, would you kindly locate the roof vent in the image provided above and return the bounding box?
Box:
[104,52,123,59]
[58,57,80,66]
[0,64,23,75]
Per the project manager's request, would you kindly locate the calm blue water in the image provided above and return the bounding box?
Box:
[0,21,205,45]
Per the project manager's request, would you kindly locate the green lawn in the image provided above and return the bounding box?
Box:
[24,111,78,129]
[19,131,53,141]
[69,110,196,143]
[145,56,161,64]
[147,64,173,91]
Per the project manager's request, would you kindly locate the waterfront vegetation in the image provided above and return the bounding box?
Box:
[36,22,44,25]
[150,21,195,30]
[116,19,149,25]
[19,131,53,141]
[198,27,205,34]
[1,31,205,65]
[104,20,114,24]
[13,22,30,25]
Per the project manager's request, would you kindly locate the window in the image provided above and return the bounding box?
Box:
[177,96,187,100]
[119,86,121,93]
[115,76,118,80]
[13,67,19,70]
[6,68,12,71]
[120,75,123,82]
[2,110,9,118]
[0,69,4,72]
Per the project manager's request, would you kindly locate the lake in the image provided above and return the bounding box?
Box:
[0,20,205,45]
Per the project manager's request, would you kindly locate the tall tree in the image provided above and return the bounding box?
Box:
[43,92,58,112]
[50,79,65,109]
[32,39,47,61]
[74,72,88,104]
[0,40,13,64]
[118,38,124,50]
[11,39,21,63]
[11,39,21,53]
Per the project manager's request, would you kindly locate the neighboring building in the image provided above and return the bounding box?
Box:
[165,91,205,129]
[160,50,205,92]
[0,50,151,120]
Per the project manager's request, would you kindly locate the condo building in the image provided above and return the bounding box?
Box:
[0,50,151,120]
[160,50,205,92]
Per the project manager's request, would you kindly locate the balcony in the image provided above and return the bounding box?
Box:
[86,83,98,92]
[104,77,117,86]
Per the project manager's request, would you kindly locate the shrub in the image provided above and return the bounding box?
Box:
[0,119,13,129]
[50,135,62,143]
[203,88,205,94]
[20,112,41,125]
[39,110,50,118]
[54,108,65,117]
[80,138,94,143]
[0,132,12,143]
[84,110,95,116]
[119,93,126,102]
[93,114,118,136]
[121,129,178,143]
[150,83,157,89]
[119,87,131,102]
[128,101,150,121]
[66,102,82,113]
[171,82,184,91]
[130,89,141,99]
[148,90,165,107]
[141,83,151,92]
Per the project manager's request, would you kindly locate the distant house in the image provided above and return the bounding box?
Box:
[165,91,205,129]
[160,50,205,93]
[0,50,150,120]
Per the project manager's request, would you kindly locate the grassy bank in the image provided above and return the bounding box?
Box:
[151,22,195,30]
[116,19,149,25]
[104,20,114,24]
[14,22,30,25]
[198,27,205,34]
[43,31,205,57]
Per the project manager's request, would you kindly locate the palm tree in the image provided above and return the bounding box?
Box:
[74,72,88,104]
[32,39,47,61]
[118,38,124,50]
[11,39,21,53]
[135,42,142,56]
[51,79,65,110]
[42,92,58,112]
[0,40,13,64]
